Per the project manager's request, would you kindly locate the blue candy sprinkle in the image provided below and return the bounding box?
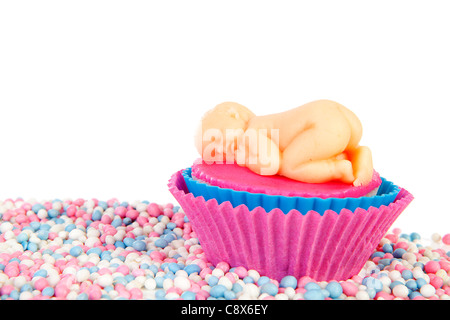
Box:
[181,291,196,300]
[111,219,122,228]
[155,276,164,288]
[70,246,83,257]
[114,241,125,248]
[31,204,45,213]
[33,269,48,278]
[87,247,102,256]
[232,283,243,293]
[405,279,418,291]
[393,248,406,258]
[362,277,383,293]
[184,264,201,275]
[132,240,146,251]
[209,285,227,298]
[16,232,29,243]
[123,237,135,247]
[242,276,254,284]
[382,243,393,253]
[325,281,343,299]
[30,221,40,231]
[47,209,60,218]
[304,289,325,300]
[97,201,108,210]
[280,275,297,289]
[77,293,89,300]
[27,242,38,252]
[155,289,166,300]
[207,275,219,287]
[65,224,76,232]
[409,291,422,299]
[92,210,102,221]
[416,278,427,289]
[224,290,236,300]
[37,230,49,240]
[260,282,278,296]
[20,284,33,292]
[168,262,181,273]
[9,290,20,300]
[410,232,421,241]
[154,238,168,248]
[304,282,321,291]
[257,276,270,286]
[42,287,54,297]
[166,222,176,230]
[401,269,413,280]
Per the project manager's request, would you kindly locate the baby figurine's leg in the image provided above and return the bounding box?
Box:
[282,158,355,184]
[279,122,355,183]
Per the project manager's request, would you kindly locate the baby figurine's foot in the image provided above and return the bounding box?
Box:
[348,146,373,187]
[335,159,355,184]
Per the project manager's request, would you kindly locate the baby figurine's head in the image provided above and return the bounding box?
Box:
[195,102,255,163]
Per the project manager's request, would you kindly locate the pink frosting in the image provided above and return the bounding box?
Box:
[191,159,381,199]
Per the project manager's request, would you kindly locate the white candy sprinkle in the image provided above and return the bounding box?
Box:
[218,276,233,290]
[392,284,409,298]
[420,284,436,298]
[174,276,191,291]
[247,269,260,282]
[97,274,114,288]
[0,221,13,233]
[144,278,157,291]
[275,293,289,300]
[163,278,174,290]
[242,283,260,298]
[76,269,91,282]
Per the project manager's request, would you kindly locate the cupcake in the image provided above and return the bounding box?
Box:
[169,100,413,281]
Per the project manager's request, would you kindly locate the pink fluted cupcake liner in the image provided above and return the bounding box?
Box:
[168,170,414,281]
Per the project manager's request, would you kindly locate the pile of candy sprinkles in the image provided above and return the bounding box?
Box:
[1,197,450,300]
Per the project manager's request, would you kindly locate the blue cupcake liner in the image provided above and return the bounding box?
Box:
[181,167,400,215]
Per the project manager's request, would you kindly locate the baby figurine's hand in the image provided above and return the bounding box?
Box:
[235,128,280,176]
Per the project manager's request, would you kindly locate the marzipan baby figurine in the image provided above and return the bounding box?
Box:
[195,99,373,186]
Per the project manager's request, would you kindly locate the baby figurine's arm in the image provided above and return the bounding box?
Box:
[235,127,280,176]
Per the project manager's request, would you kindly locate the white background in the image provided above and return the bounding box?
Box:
[1,1,449,237]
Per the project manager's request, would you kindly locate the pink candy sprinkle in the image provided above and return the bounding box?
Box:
[216,261,230,273]
[130,287,143,300]
[424,260,440,274]
[233,266,248,279]
[87,284,102,300]
[298,276,314,288]
[341,281,358,297]
[430,276,443,289]
[116,265,130,275]
[147,203,162,217]
[443,234,450,245]
[0,285,15,296]
[34,277,49,291]
[114,206,127,218]
[126,209,139,220]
